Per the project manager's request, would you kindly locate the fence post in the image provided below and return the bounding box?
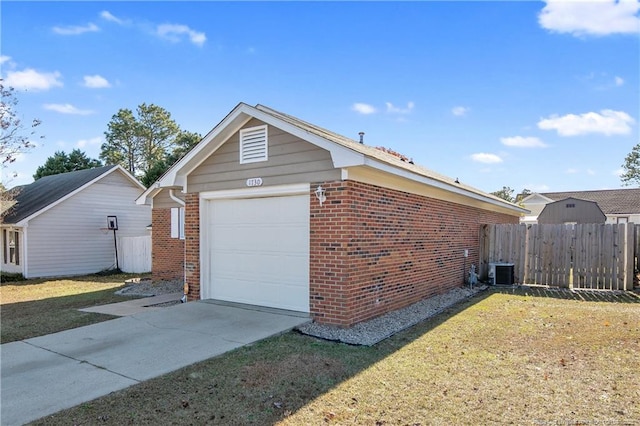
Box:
[624,223,634,290]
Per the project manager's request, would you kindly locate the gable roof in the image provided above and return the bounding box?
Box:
[539,189,640,215]
[254,104,469,190]
[138,103,527,215]
[2,165,143,225]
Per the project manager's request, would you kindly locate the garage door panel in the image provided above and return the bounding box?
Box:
[205,193,310,313]
[212,253,306,283]
[212,278,309,312]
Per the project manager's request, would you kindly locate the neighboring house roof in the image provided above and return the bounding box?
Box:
[538,189,640,215]
[2,165,143,225]
[138,103,527,215]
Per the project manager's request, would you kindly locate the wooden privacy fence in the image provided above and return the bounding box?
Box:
[117,235,152,273]
[479,223,638,291]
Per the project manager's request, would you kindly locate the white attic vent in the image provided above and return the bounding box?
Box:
[240,125,268,164]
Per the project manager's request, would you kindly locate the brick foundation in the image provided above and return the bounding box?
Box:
[151,208,184,282]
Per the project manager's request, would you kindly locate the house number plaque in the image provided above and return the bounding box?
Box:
[246,177,263,187]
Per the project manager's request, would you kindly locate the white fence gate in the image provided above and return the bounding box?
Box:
[117,235,151,273]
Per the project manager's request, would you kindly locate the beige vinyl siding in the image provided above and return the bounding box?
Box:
[523,202,547,218]
[187,118,340,193]
[153,188,185,209]
[605,214,640,224]
[25,171,150,278]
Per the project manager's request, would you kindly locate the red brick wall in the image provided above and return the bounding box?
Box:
[310,180,518,326]
[151,208,184,282]
[176,180,517,326]
[184,193,200,301]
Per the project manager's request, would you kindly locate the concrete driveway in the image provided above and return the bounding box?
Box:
[0,300,309,426]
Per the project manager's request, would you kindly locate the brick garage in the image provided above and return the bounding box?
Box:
[140,103,525,327]
[179,179,517,326]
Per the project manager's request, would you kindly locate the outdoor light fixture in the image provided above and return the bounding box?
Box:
[315,185,326,206]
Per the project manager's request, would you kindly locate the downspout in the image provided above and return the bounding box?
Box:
[168,190,185,207]
[169,190,188,303]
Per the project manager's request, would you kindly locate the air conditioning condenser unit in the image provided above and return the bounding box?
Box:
[488,262,514,285]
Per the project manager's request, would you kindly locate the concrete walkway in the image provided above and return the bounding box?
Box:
[79,292,183,316]
[1,301,310,426]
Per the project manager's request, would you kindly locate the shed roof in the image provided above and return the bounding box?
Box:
[2,165,137,225]
[540,188,640,215]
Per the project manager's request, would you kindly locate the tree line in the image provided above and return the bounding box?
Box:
[32,103,201,187]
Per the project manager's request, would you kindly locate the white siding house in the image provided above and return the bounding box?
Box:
[1,165,151,278]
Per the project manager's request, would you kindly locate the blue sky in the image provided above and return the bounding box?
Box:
[2,1,638,195]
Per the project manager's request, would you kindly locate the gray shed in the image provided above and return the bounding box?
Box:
[537,197,606,224]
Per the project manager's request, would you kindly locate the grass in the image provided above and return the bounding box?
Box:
[0,273,144,343]
[30,288,640,425]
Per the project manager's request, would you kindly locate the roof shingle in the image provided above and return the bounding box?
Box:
[2,166,117,224]
[541,188,640,215]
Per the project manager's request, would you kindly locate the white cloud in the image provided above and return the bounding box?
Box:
[76,136,102,148]
[43,103,94,115]
[471,153,503,164]
[565,168,578,174]
[52,22,100,35]
[82,75,111,88]
[538,0,640,37]
[352,103,377,115]
[4,69,63,91]
[157,24,206,46]
[100,11,125,25]
[0,55,11,65]
[580,72,628,90]
[452,106,469,117]
[613,168,625,176]
[587,169,596,175]
[386,101,415,114]
[538,109,635,136]
[500,136,547,148]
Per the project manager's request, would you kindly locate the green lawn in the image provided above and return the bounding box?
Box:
[0,273,144,343]
[31,288,640,425]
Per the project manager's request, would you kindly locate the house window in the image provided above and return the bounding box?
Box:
[171,207,185,240]
[566,203,575,208]
[4,230,20,265]
[617,217,628,224]
[239,125,268,164]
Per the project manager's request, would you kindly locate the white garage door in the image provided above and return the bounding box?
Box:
[205,192,310,312]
